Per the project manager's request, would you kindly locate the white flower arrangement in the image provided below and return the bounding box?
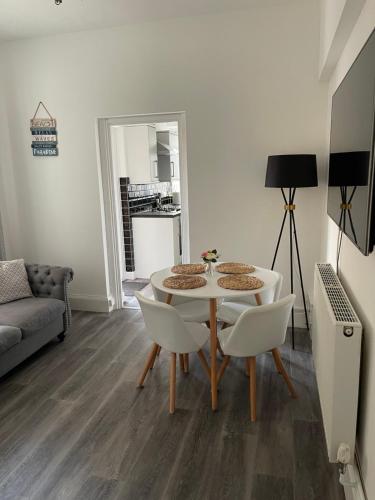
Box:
[201,249,220,263]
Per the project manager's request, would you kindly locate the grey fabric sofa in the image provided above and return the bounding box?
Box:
[0,263,73,378]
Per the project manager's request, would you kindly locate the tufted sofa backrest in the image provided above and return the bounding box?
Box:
[25,264,74,331]
[25,264,73,301]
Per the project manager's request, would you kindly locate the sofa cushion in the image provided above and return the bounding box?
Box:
[0,297,65,339]
[0,325,22,354]
[0,259,33,305]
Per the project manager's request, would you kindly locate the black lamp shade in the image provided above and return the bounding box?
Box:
[329,151,370,186]
[265,154,318,188]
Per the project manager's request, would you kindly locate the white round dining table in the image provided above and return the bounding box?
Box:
[151,265,279,411]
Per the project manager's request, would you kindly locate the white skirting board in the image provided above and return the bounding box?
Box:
[69,293,113,313]
[289,306,310,329]
[341,463,366,500]
[288,293,311,329]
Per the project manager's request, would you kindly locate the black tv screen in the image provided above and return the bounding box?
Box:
[328,29,375,255]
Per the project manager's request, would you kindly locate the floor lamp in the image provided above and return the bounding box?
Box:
[265,154,318,350]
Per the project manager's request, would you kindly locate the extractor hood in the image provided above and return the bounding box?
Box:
[157,140,178,156]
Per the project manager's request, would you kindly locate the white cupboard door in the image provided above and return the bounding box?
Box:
[170,153,180,180]
[133,217,178,279]
[123,125,157,184]
[148,126,159,182]
[173,216,182,264]
[169,132,180,180]
[169,131,179,151]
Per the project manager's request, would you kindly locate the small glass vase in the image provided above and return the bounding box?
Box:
[205,261,215,277]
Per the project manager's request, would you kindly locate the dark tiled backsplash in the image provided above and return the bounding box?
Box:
[119,178,172,272]
[128,195,174,214]
[129,196,156,213]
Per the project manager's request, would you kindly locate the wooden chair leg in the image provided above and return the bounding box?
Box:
[138,343,159,387]
[197,350,211,380]
[255,294,262,306]
[183,354,189,373]
[150,345,160,369]
[159,294,172,359]
[271,348,297,398]
[169,353,176,414]
[271,349,283,375]
[217,339,225,357]
[217,355,231,384]
[271,349,282,374]
[248,357,257,422]
[179,354,185,373]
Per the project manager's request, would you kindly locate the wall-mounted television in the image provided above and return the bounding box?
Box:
[327,29,375,255]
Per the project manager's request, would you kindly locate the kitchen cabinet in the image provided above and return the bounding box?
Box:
[123,125,158,184]
[148,126,159,182]
[156,131,180,182]
[132,215,181,279]
[169,132,180,180]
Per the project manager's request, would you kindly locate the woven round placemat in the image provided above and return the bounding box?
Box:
[217,275,264,290]
[163,275,207,290]
[171,263,206,275]
[216,262,255,274]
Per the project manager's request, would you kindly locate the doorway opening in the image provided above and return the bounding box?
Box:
[96,112,190,311]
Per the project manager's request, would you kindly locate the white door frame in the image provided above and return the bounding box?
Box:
[96,111,190,310]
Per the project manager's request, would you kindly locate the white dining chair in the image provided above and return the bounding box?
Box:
[151,276,213,364]
[151,276,210,324]
[217,271,283,327]
[135,291,211,414]
[217,294,297,421]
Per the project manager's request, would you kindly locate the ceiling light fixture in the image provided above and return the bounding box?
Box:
[55,0,62,5]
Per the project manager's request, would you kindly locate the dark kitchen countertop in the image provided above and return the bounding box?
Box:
[131,210,181,219]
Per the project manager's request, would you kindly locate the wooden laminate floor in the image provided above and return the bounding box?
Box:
[0,309,345,500]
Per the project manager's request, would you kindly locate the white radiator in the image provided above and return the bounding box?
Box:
[312,264,362,465]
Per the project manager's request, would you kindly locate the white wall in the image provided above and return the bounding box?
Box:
[320,0,347,65]
[0,55,22,259]
[322,1,375,497]
[110,126,128,179]
[319,0,366,79]
[0,1,327,312]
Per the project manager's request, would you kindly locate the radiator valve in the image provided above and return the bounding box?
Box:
[343,326,354,337]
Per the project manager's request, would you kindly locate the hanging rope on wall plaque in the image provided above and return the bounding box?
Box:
[30,101,58,157]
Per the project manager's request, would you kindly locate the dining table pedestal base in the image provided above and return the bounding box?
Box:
[209,298,218,411]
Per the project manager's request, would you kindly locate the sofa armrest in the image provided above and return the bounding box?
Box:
[25,264,74,332]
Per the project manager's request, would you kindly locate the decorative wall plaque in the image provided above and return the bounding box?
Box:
[30,102,58,156]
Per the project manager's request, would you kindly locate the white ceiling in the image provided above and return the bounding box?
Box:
[0,0,291,41]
